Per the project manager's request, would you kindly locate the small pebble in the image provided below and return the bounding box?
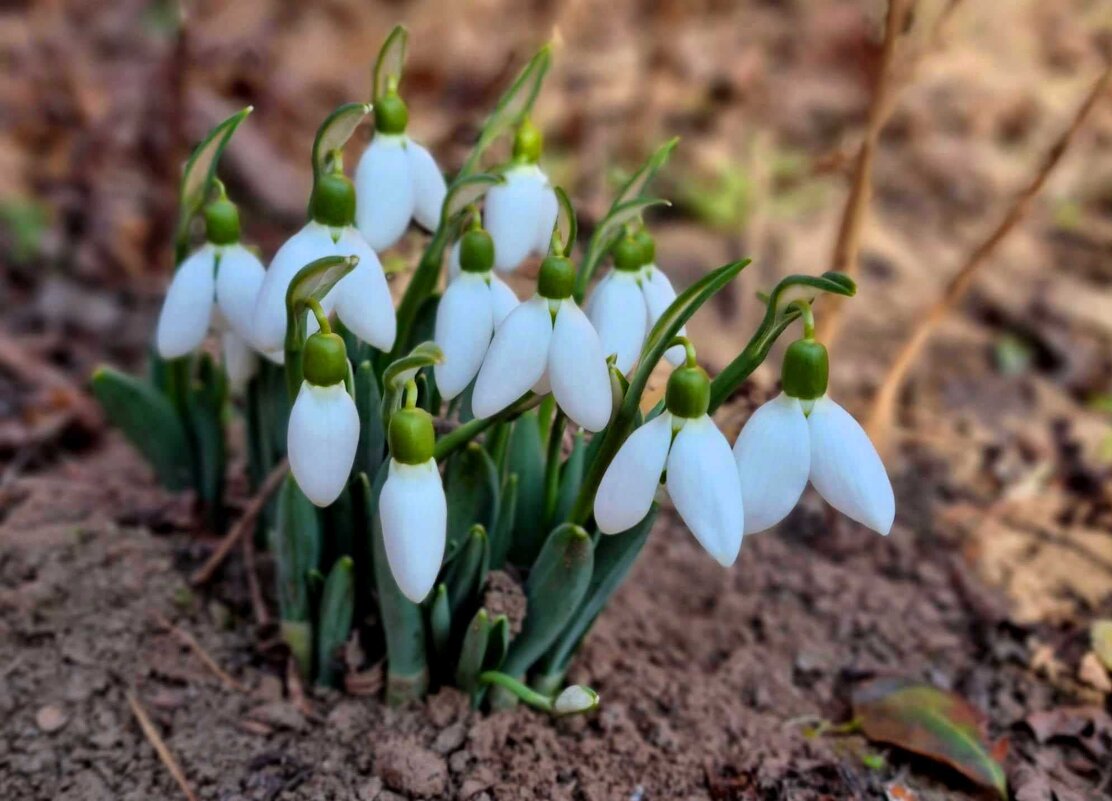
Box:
[36,705,68,733]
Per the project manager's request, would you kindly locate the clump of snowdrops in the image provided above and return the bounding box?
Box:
[94,26,893,714]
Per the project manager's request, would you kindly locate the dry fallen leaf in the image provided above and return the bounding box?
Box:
[1091,620,1112,672]
[852,677,1007,798]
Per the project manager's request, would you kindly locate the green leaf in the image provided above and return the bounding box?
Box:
[613,136,679,208]
[505,411,547,565]
[428,584,451,660]
[372,24,408,100]
[492,524,594,707]
[553,185,577,257]
[185,353,228,528]
[316,556,355,688]
[455,608,492,694]
[177,107,252,252]
[553,431,586,524]
[91,366,193,490]
[273,475,321,624]
[444,443,500,556]
[354,361,385,475]
[852,677,1007,798]
[484,614,510,672]
[311,102,372,184]
[441,173,504,227]
[488,473,518,570]
[442,524,490,622]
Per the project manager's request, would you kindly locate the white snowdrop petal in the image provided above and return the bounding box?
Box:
[532,369,551,396]
[472,295,552,419]
[485,166,543,273]
[433,273,494,400]
[807,397,896,535]
[222,331,258,392]
[253,223,336,352]
[594,412,673,534]
[666,416,745,567]
[488,274,519,327]
[733,393,811,534]
[355,134,415,251]
[405,139,447,231]
[215,243,266,347]
[553,685,598,715]
[587,271,647,375]
[549,300,613,432]
[379,459,447,603]
[287,382,360,507]
[332,228,397,351]
[534,181,558,254]
[642,266,686,365]
[156,245,216,358]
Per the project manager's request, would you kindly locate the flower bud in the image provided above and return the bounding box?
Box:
[780,338,829,400]
[537,255,576,300]
[303,332,348,387]
[553,685,599,716]
[389,406,436,465]
[374,90,409,135]
[665,364,710,419]
[203,198,240,245]
[310,171,357,228]
[459,228,495,274]
[612,235,644,272]
[633,228,655,265]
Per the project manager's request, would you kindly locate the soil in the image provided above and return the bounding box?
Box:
[4,0,1112,800]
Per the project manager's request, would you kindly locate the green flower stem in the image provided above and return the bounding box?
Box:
[433,392,544,462]
[790,299,815,339]
[478,671,554,713]
[668,335,698,368]
[306,298,332,335]
[707,308,801,413]
[541,410,566,528]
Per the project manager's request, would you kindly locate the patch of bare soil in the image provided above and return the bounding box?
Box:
[0,439,1107,801]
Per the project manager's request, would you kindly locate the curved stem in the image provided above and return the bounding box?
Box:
[403,379,419,410]
[306,298,332,335]
[789,299,815,339]
[478,671,554,712]
[668,335,698,367]
[433,393,544,462]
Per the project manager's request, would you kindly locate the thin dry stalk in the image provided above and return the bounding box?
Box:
[816,0,913,346]
[190,459,288,586]
[242,528,271,627]
[127,691,200,801]
[153,612,248,692]
[866,60,1112,454]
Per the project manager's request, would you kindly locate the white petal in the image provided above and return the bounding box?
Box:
[214,243,266,347]
[379,458,447,603]
[484,166,544,273]
[532,369,551,396]
[488,274,519,327]
[332,227,397,351]
[222,331,258,392]
[472,295,551,419]
[593,411,673,534]
[549,300,612,432]
[587,271,647,375]
[287,381,360,507]
[156,245,216,358]
[405,139,446,231]
[447,239,462,282]
[253,222,336,352]
[354,134,415,251]
[733,393,810,534]
[433,273,494,400]
[263,348,285,365]
[533,180,558,254]
[553,685,598,715]
[642,266,686,365]
[666,415,744,566]
[807,397,895,535]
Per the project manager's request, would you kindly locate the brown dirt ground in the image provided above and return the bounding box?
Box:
[3,0,1112,799]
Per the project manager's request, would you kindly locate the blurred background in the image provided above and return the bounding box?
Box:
[3,1,1112,798]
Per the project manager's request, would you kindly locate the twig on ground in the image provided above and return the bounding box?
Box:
[0,330,102,429]
[816,0,914,347]
[866,59,1112,454]
[153,612,248,692]
[242,529,272,627]
[127,690,200,801]
[189,459,288,586]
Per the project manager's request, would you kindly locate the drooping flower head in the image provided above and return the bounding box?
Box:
[433,224,519,399]
[733,330,895,535]
[483,118,558,274]
[472,253,611,432]
[379,382,447,603]
[253,163,395,355]
[587,228,686,375]
[594,343,744,566]
[355,86,447,251]
[287,323,360,507]
[155,192,265,390]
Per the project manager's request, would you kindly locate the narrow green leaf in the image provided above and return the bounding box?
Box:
[455,608,492,693]
[311,102,372,183]
[444,443,500,556]
[177,107,252,251]
[316,556,355,688]
[852,678,1007,798]
[429,584,451,659]
[553,185,577,257]
[575,197,672,299]
[372,24,408,100]
[484,614,510,672]
[91,366,193,490]
[442,525,490,622]
[441,173,504,226]
[354,361,385,475]
[613,136,679,208]
[505,411,546,565]
[185,353,228,528]
[488,473,518,570]
[274,475,321,679]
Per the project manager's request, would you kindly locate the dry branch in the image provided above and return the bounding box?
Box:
[153,612,248,692]
[190,459,288,586]
[127,691,200,801]
[866,60,1112,454]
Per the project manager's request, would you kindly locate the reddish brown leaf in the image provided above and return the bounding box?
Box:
[852,677,1007,798]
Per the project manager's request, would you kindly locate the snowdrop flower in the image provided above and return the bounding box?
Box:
[253,168,395,354]
[287,325,360,507]
[733,335,895,535]
[483,119,558,273]
[594,347,744,566]
[379,383,447,603]
[587,230,686,375]
[553,685,599,716]
[472,254,611,432]
[355,89,447,251]
[433,226,519,399]
[155,196,265,389]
